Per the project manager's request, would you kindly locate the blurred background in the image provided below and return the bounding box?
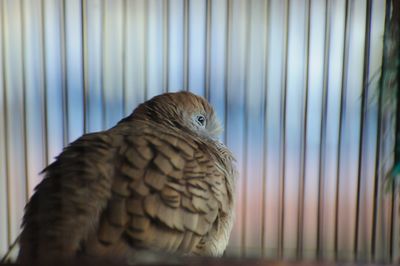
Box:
[0,0,399,263]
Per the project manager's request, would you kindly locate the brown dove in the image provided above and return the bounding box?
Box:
[17,91,237,264]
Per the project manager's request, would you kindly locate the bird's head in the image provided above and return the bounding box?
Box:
[128,91,222,140]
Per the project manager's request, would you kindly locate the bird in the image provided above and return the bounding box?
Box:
[17,91,237,264]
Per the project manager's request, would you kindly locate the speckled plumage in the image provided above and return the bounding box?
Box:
[17,91,237,264]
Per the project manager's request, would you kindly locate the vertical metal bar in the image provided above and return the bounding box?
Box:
[261,0,270,257]
[81,0,88,133]
[371,0,392,260]
[317,0,331,258]
[37,0,46,173]
[101,0,106,128]
[0,16,7,253]
[162,0,169,93]
[204,0,211,101]
[1,0,11,248]
[278,0,290,259]
[118,0,124,116]
[224,0,231,146]
[183,0,188,92]
[242,0,251,256]
[334,0,351,260]
[297,0,311,259]
[40,0,49,165]
[354,0,372,259]
[389,186,400,263]
[370,48,382,261]
[390,178,395,261]
[20,0,29,203]
[61,0,68,145]
[122,0,127,114]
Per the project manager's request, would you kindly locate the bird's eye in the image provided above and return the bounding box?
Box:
[196,115,206,127]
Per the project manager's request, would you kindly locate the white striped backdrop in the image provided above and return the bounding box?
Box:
[0,0,398,263]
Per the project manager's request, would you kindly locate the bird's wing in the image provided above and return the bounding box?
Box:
[92,124,231,256]
[18,132,119,262]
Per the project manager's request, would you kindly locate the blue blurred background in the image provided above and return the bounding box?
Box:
[0,0,398,263]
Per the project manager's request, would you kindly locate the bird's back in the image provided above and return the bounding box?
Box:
[18,119,236,263]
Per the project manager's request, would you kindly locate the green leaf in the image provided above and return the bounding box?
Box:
[385,163,400,192]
